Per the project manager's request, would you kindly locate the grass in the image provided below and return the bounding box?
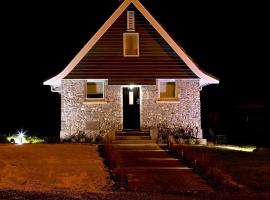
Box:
[170,144,270,192]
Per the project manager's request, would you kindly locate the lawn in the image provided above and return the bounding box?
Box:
[171,144,270,191]
[0,144,110,192]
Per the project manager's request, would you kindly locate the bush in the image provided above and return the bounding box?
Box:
[6,133,45,144]
[25,135,45,144]
[157,122,200,144]
[62,131,94,143]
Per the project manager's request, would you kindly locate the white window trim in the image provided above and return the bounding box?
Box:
[123,32,140,57]
[157,79,178,101]
[85,80,106,101]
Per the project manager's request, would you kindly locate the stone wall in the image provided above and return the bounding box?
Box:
[60,79,202,140]
[141,80,202,138]
[60,80,122,140]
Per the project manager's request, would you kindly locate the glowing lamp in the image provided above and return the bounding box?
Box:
[129,84,135,90]
[17,129,26,144]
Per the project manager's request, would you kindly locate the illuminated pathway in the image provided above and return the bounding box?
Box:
[112,131,213,193]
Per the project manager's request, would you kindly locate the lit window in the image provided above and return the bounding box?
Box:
[159,81,177,99]
[86,81,104,99]
[123,33,139,56]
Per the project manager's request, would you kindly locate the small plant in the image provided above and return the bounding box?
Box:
[6,133,45,144]
[157,123,200,144]
[63,130,94,143]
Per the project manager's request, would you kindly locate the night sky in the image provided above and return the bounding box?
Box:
[0,0,266,138]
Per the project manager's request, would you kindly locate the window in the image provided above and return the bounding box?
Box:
[86,81,104,99]
[123,33,139,57]
[159,81,177,100]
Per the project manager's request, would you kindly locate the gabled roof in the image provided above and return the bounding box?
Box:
[64,4,198,85]
[44,0,219,87]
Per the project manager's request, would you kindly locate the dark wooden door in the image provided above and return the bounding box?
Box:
[123,87,140,130]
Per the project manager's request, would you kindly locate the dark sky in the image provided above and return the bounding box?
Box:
[0,0,267,136]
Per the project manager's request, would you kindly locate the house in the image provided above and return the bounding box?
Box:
[44,0,219,140]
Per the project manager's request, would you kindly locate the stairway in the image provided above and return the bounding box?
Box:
[111,130,213,193]
[113,130,153,144]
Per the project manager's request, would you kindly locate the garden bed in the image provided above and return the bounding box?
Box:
[169,144,270,192]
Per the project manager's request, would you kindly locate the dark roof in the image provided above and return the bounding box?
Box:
[64,4,198,85]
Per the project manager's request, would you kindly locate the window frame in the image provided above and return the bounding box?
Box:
[158,80,178,101]
[123,32,140,57]
[85,80,105,101]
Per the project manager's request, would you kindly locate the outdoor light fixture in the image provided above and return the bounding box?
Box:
[17,129,26,144]
[129,84,135,90]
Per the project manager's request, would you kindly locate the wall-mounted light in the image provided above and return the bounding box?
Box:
[129,84,135,90]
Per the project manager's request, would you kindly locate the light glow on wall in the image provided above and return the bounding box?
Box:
[129,84,135,90]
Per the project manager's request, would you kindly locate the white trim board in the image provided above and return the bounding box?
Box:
[43,0,219,88]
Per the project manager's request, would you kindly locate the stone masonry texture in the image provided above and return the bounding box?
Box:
[60,79,202,139]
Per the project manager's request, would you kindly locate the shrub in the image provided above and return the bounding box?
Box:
[157,123,200,144]
[25,135,45,144]
[63,130,94,143]
[6,133,45,144]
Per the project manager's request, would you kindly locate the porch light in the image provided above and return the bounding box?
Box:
[129,84,135,90]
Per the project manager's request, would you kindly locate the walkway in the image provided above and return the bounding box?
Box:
[111,131,213,193]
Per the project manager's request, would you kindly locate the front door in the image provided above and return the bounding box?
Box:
[123,87,140,130]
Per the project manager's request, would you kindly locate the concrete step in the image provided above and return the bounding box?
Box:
[115,131,150,136]
[115,136,151,140]
[112,144,160,150]
[119,150,171,158]
[121,159,184,168]
[112,140,154,144]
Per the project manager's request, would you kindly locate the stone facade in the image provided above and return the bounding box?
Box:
[60,79,202,140]
[141,80,202,138]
